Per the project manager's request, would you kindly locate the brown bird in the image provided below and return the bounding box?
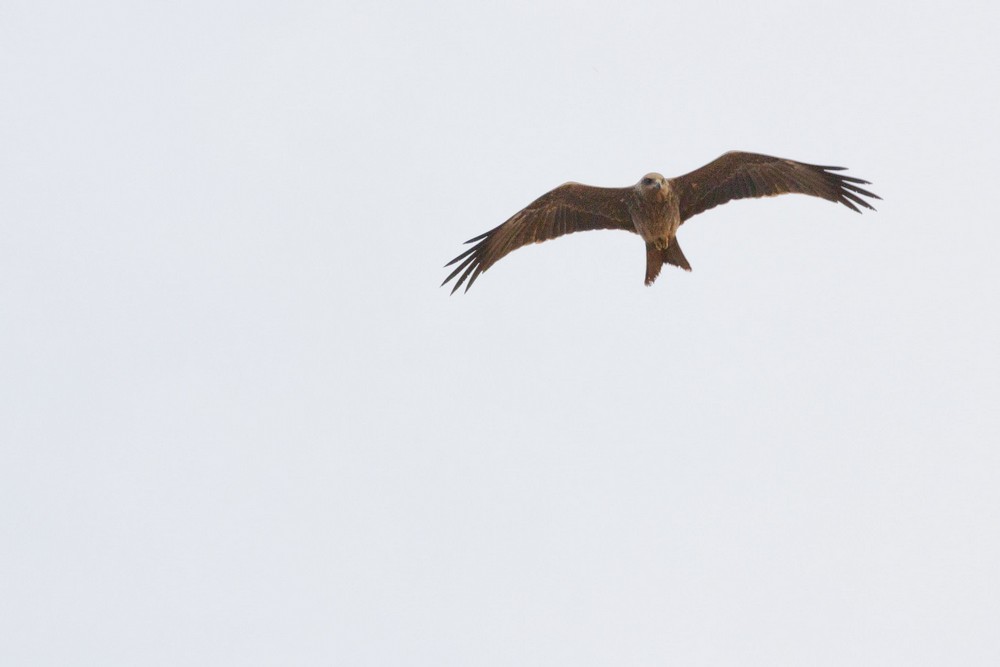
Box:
[442,151,879,292]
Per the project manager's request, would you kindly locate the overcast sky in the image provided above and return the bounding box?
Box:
[2,1,999,665]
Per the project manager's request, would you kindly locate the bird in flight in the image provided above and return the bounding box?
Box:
[442,151,879,292]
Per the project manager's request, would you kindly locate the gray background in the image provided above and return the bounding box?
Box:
[3,1,999,665]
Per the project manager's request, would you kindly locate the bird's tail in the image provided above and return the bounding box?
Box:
[644,239,692,286]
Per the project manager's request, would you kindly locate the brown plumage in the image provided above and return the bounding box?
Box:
[442,151,879,293]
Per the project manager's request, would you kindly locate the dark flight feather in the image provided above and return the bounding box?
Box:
[670,151,880,222]
[442,182,635,293]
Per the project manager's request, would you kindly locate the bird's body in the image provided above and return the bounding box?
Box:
[629,174,679,246]
[627,174,684,285]
[442,151,879,292]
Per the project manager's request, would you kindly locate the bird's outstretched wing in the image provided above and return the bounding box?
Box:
[670,151,880,222]
[442,182,635,293]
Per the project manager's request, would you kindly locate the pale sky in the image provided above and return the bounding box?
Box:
[2,1,999,665]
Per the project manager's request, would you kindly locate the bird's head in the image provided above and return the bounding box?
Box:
[637,173,668,197]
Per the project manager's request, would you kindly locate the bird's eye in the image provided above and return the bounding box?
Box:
[642,178,652,186]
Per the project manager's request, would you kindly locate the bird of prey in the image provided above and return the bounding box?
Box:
[442,151,879,292]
